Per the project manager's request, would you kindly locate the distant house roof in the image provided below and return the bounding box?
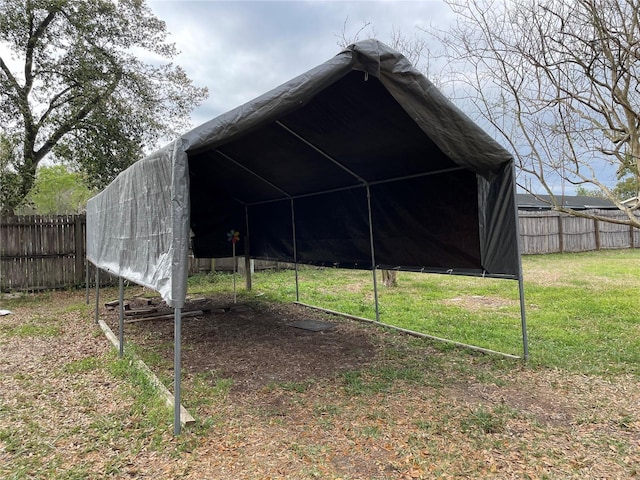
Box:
[517,194,617,210]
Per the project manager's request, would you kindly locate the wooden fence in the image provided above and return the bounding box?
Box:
[1,215,87,291]
[0,215,280,292]
[2,211,639,291]
[519,209,640,254]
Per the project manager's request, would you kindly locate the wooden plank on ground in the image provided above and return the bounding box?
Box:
[133,297,153,305]
[105,300,130,310]
[124,307,158,316]
[97,319,195,426]
[124,310,204,323]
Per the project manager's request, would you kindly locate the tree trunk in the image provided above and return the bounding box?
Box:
[381,269,397,287]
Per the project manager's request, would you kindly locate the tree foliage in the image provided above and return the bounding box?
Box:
[429,0,640,226]
[0,0,208,214]
[19,163,94,214]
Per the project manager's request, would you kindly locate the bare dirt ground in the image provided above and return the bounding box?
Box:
[1,290,639,479]
[108,295,380,393]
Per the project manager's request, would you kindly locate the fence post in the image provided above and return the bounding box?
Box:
[74,215,84,285]
[557,214,564,253]
[594,218,601,250]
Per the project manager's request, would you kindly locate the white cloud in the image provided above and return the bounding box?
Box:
[148,0,453,125]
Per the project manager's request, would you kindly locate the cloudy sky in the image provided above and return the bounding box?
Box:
[1,0,609,194]
[143,2,580,194]
[147,1,454,126]
[147,1,623,195]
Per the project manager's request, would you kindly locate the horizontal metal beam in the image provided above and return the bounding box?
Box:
[294,301,522,360]
[243,166,468,208]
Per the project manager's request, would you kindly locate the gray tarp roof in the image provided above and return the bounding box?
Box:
[87,39,519,308]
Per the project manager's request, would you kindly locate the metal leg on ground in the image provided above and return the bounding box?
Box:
[94,267,100,324]
[174,307,182,435]
[118,276,124,357]
[85,260,90,304]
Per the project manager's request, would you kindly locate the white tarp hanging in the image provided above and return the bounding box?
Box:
[86,139,191,307]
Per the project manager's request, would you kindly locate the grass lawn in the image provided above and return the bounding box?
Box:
[189,249,640,375]
[1,250,639,479]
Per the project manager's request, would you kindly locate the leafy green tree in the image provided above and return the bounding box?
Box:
[0,0,208,214]
[574,186,605,198]
[613,176,638,202]
[19,164,94,214]
[0,132,23,212]
[576,177,637,201]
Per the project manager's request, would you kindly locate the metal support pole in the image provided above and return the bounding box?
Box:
[291,199,300,302]
[244,205,252,292]
[94,267,100,324]
[511,163,529,360]
[232,242,237,304]
[118,277,124,357]
[174,307,182,436]
[365,186,380,322]
[85,260,90,304]
[517,275,529,360]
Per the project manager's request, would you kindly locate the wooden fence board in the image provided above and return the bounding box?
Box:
[518,211,561,254]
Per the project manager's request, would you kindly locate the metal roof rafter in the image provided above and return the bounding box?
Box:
[275,120,368,186]
[214,148,292,199]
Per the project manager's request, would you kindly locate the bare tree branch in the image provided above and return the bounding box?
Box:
[426,0,640,227]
